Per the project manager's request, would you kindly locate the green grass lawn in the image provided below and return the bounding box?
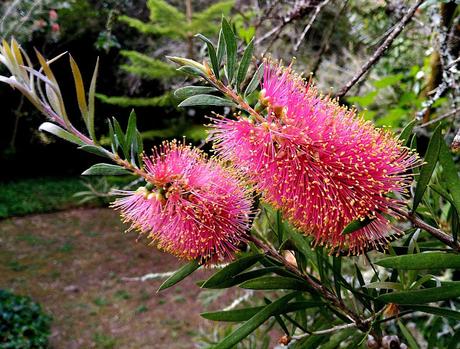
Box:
[0,177,91,218]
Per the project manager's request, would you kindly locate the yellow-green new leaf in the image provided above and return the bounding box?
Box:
[69,55,88,124]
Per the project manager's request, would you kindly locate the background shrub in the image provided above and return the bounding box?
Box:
[0,289,52,349]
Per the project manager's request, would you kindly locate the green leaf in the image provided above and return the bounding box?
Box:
[413,124,442,211]
[364,282,403,290]
[201,300,321,322]
[174,86,217,100]
[342,216,376,235]
[78,145,112,159]
[125,109,138,157]
[439,140,460,242]
[202,254,264,288]
[213,292,298,349]
[398,119,416,144]
[240,276,310,291]
[376,252,460,269]
[178,94,236,107]
[112,118,128,158]
[201,267,282,289]
[81,163,130,176]
[244,63,264,97]
[377,283,460,304]
[107,119,117,153]
[217,28,225,65]
[221,17,237,84]
[398,321,420,349]
[176,65,205,77]
[406,305,460,320]
[236,38,254,93]
[195,34,220,79]
[158,260,200,292]
[38,122,84,146]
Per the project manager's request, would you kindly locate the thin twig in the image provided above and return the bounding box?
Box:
[336,0,424,98]
[393,207,460,251]
[416,108,460,128]
[255,0,320,55]
[293,0,331,52]
[292,308,384,339]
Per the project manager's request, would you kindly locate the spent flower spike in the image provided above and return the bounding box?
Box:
[112,141,252,263]
[210,59,419,254]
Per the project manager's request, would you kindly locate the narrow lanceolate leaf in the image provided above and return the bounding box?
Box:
[112,118,128,158]
[78,145,112,159]
[158,259,200,292]
[364,282,402,290]
[201,300,321,322]
[202,254,264,288]
[217,28,225,65]
[201,267,281,289]
[376,252,460,270]
[125,110,137,153]
[398,321,420,349]
[176,65,205,77]
[413,124,442,211]
[69,55,88,123]
[342,216,376,235]
[195,34,220,79]
[174,86,217,100]
[239,276,310,291]
[178,94,236,108]
[406,305,460,321]
[244,63,264,97]
[221,17,237,84]
[397,119,416,144]
[377,283,460,304]
[81,163,130,176]
[107,119,117,153]
[439,140,460,242]
[87,57,99,142]
[213,292,298,349]
[236,38,254,92]
[39,122,84,146]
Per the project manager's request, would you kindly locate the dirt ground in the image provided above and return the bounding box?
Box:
[0,208,252,349]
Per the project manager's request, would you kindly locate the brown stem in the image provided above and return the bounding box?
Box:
[335,0,424,99]
[393,207,460,251]
[185,0,194,60]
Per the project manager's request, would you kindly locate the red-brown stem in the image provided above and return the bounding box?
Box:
[393,207,460,251]
[246,234,371,332]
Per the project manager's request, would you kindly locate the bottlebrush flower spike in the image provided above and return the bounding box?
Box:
[210,60,419,254]
[112,141,252,263]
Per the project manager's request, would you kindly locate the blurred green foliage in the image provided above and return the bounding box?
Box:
[0,289,52,349]
[0,177,87,218]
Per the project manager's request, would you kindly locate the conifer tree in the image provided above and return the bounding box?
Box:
[96,0,235,109]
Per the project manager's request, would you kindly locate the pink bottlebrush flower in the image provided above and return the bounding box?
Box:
[210,60,419,254]
[112,141,252,263]
[33,19,47,30]
[51,23,60,33]
[49,9,58,20]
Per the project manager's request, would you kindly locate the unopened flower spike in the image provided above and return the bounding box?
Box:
[112,141,253,264]
[210,59,420,254]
